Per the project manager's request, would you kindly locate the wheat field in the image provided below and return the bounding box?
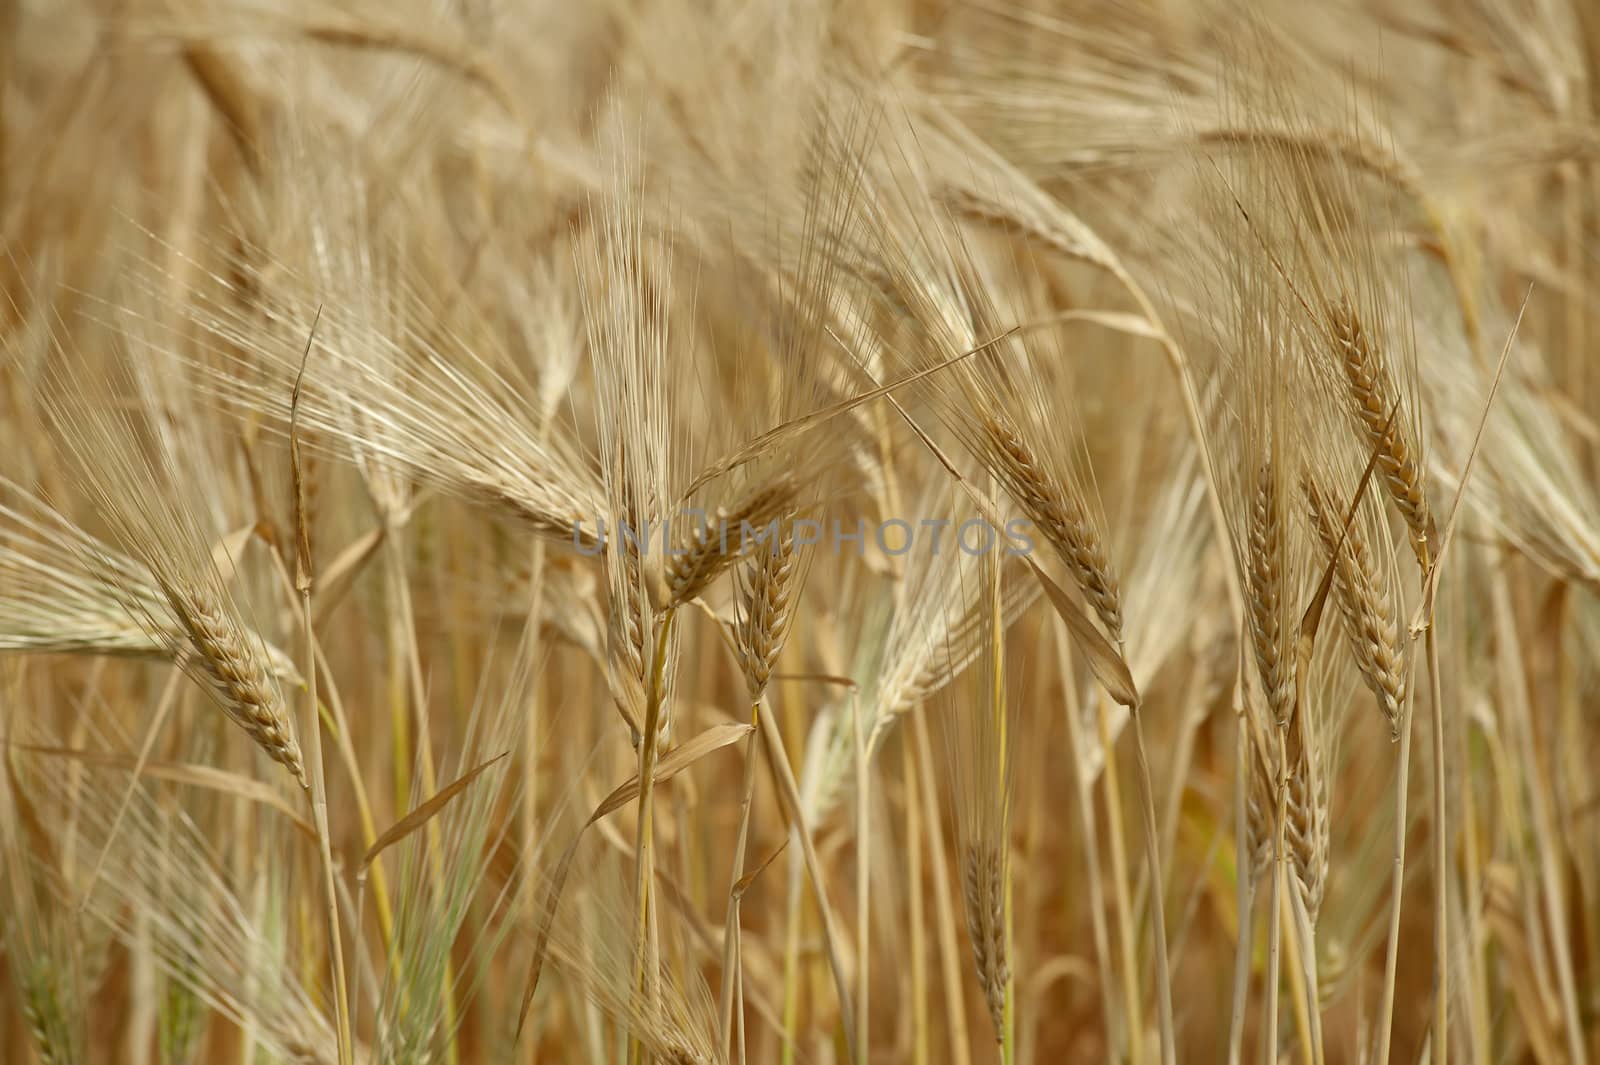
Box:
[2,2,1598,1063]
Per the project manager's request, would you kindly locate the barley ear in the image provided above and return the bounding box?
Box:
[1326,299,1435,569]
[1303,474,1405,737]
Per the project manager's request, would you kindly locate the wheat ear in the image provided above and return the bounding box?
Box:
[1327,300,1435,569]
[161,579,305,786]
[980,413,1123,642]
[1283,714,1329,924]
[1247,461,1293,725]
[666,475,798,609]
[1303,476,1405,737]
[960,841,1009,1038]
[735,530,800,703]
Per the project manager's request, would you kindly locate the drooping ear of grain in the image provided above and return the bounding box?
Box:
[1285,712,1330,922]
[38,350,308,787]
[1326,300,1436,569]
[667,474,799,609]
[1244,709,1329,920]
[163,579,306,786]
[961,841,1010,1040]
[1303,475,1405,737]
[981,412,1124,644]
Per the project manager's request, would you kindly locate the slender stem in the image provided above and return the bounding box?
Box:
[1459,696,1490,1065]
[1130,710,1175,1065]
[758,704,859,1064]
[520,537,546,1065]
[1373,680,1416,1065]
[903,736,929,1065]
[851,691,870,1063]
[1289,889,1325,1065]
[1227,716,1253,1065]
[302,593,352,1065]
[1264,725,1287,1065]
[1279,884,1314,1065]
[1426,615,1449,1065]
[1097,695,1144,1065]
[311,647,394,947]
[718,703,761,1059]
[263,548,395,946]
[386,552,411,821]
[778,848,802,1065]
[1264,871,1282,1065]
[911,710,972,1065]
[734,959,747,1065]
[630,609,676,1065]
[351,873,369,1047]
[1055,627,1119,1052]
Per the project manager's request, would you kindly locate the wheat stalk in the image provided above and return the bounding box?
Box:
[720,524,803,1058]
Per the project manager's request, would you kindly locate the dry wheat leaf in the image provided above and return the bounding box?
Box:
[361,750,509,872]
[10,742,316,840]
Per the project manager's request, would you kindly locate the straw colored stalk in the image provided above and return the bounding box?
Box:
[720,525,803,1059]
